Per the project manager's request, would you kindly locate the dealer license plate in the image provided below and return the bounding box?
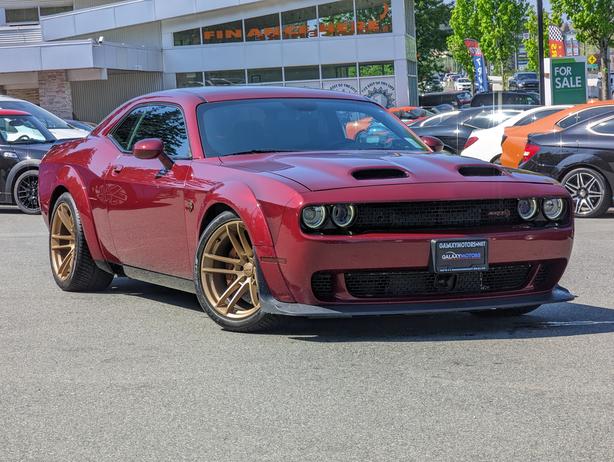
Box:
[431,239,489,273]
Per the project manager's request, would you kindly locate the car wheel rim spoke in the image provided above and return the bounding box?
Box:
[50,203,76,281]
[567,172,603,216]
[201,219,261,320]
[16,175,39,211]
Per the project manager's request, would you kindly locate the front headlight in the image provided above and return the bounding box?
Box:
[543,198,565,221]
[302,205,327,229]
[518,198,539,220]
[331,204,356,228]
[2,151,18,159]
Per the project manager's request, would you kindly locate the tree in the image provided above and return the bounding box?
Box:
[415,0,452,90]
[552,0,614,100]
[523,8,550,71]
[477,0,528,86]
[447,0,481,82]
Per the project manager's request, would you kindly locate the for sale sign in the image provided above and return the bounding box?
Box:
[551,58,587,104]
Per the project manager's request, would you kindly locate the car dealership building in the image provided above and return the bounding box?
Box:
[0,0,418,122]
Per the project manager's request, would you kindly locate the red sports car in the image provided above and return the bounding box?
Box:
[39,87,574,332]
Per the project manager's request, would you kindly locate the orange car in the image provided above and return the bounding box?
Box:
[501,101,614,168]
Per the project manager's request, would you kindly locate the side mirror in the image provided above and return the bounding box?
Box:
[133,138,173,170]
[420,135,445,152]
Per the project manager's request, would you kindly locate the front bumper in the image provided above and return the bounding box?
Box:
[259,275,574,318]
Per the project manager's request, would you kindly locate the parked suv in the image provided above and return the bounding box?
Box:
[0,109,57,214]
[471,91,540,107]
[508,72,539,92]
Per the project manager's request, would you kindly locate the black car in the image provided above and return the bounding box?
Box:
[419,91,472,109]
[521,112,614,218]
[471,91,540,107]
[509,72,540,92]
[0,110,57,214]
[410,105,535,154]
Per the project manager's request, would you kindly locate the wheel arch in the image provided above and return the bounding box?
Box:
[47,165,105,262]
[5,160,40,196]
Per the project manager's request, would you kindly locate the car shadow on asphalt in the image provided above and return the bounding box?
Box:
[106,277,614,342]
[0,207,24,214]
[279,303,614,342]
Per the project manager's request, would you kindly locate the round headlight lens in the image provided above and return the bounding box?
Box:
[302,205,327,229]
[543,198,565,220]
[518,198,538,220]
[331,204,356,228]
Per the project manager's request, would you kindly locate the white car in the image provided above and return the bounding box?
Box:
[0,96,88,140]
[460,105,572,163]
[454,78,472,91]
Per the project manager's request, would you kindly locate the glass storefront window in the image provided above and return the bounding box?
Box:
[204,70,246,86]
[202,20,243,44]
[176,72,205,88]
[5,8,39,23]
[285,66,320,81]
[356,0,392,34]
[322,63,358,79]
[319,0,355,37]
[359,62,394,77]
[245,14,281,42]
[174,28,202,46]
[282,7,318,39]
[248,68,283,84]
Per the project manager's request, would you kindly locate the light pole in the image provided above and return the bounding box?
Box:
[537,0,546,105]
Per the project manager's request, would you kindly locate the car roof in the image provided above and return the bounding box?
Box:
[140,86,372,104]
[0,108,29,116]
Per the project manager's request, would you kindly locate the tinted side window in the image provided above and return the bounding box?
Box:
[111,107,145,150]
[591,118,614,135]
[557,107,614,129]
[130,105,191,159]
[514,108,562,127]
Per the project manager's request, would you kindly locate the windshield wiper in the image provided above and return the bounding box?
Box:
[223,149,299,157]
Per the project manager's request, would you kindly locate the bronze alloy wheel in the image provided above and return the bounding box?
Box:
[200,220,261,320]
[50,202,76,281]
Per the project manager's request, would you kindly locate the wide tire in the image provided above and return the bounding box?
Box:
[13,169,41,215]
[194,211,282,332]
[561,167,612,218]
[49,192,114,292]
[471,305,541,318]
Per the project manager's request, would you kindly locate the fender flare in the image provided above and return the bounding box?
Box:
[194,181,276,253]
[50,165,105,262]
[5,159,40,195]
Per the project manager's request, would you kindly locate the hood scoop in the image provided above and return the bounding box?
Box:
[458,165,503,177]
[352,168,408,180]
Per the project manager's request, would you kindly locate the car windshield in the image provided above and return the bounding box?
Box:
[516,73,537,80]
[0,100,70,130]
[0,115,54,144]
[197,98,429,157]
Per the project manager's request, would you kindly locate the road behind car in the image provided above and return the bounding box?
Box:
[0,208,613,461]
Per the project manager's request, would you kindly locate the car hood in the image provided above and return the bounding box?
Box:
[49,128,88,140]
[220,150,556,191]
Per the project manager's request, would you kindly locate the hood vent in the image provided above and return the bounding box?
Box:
[352,168,408,180]
[458,166,503,177]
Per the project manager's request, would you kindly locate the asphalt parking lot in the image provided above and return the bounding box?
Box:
[1,207,613,461]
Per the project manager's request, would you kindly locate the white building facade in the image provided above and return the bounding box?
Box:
[0,0,418,122]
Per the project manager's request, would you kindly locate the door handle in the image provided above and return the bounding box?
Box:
[111,164,124,175]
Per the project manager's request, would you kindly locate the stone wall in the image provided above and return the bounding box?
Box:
[38,71,73,119]
[6,88,40,105]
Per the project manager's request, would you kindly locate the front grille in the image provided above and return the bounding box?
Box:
[344,264,532,299]
[311,272,334,301]
[351,199,522,233]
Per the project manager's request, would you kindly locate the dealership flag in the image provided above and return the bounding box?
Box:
[464,39,489,93]
[548,25,566,58]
